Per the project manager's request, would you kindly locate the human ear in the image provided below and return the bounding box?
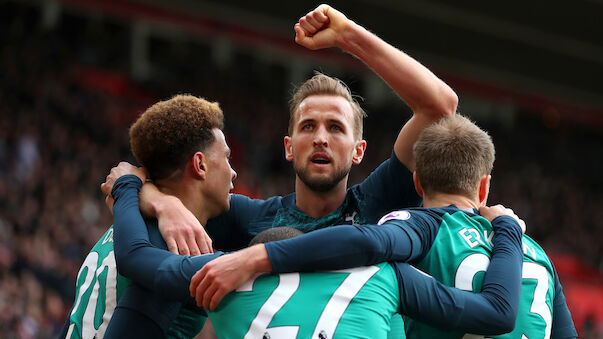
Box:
[478,174,492,205]
[284,136,294,162]
[413,172,424,197]
[352,140,367,165]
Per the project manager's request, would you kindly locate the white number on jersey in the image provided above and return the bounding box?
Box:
[66,251,118,338]
[240,266,380,338]
[454,254,552,339]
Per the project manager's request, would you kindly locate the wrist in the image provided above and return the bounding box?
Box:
[153,195,182,218]
[336,19,363,52]
[249,244,272,273]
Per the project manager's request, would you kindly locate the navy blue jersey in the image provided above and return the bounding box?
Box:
[265,206,577,338]
[106,175,527,338]
[206,151,420,250]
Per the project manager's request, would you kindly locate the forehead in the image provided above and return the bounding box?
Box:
[208,128,229,153]
[295,95,355,125]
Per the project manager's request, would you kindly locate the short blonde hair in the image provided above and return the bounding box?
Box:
[289,73,366,140]
[413,115,495,198]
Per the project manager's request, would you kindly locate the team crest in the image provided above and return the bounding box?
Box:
[377,210,411,225]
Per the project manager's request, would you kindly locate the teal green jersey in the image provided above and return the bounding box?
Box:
[66,226,205,339]
[209,263,400,339]
[407,210,556,339]
[65,227,129,338]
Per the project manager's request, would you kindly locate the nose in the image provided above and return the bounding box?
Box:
[231,168,237,182]
[313,126,328,147]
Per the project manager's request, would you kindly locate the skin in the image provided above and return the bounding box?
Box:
[285,95,366,218]
[102,4,460,310]
[102,129,237,255]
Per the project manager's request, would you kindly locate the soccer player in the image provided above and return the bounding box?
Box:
[60,95,235,338]
[194,115,577,338]
[100,5,456,336]
[101,4,458,251]
[105,172,525,338]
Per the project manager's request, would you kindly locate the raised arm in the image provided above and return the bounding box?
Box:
[295,5,458,170]
[394,216,524,335]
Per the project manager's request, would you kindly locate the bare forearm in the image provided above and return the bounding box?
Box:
[139,182,165,217]
[337,21,458,117]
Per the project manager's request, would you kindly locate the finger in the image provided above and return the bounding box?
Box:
[202,282,219,310]
[100,182,110,196]
[190,268,205,298]
[299,17,317,35]
[105,195,114,209]
[176,236,191,256]
[294,23,306,43]
[209,288,228,311]
[311,9,329,24]
[165,237,179,255]
[195,229,213,255]
[186,233,201,256]
[304,13,323,32]
[195,266,215,306]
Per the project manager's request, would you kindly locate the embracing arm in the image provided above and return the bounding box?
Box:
[111,175,222,302]
[266,221,427,273]
[101,162,212,255]
[550,267,577,339]
[395,216,524,335]
[296,5,457,170]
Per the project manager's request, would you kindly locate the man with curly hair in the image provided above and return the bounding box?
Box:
[61,95,236,339]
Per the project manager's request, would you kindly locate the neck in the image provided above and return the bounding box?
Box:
[294,177,348,218]
[155,180,209,225]
[421,192,481,210]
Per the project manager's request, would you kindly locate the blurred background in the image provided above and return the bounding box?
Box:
[0,0,601,337]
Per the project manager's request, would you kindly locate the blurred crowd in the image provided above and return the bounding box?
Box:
[1,2,601,338]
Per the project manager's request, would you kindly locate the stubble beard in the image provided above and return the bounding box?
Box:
[294,161,351,193]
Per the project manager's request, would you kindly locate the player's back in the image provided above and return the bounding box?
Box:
[406,208,555,339]
[208,262,401,339]
[64,224,205,339]
[65,227,128,339]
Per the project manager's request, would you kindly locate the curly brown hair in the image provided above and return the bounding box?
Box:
[289,73,366,140]
[129,94,224,180]
[413,114,495,198]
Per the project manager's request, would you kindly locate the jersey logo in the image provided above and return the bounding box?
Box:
[344,211,359,225]
[377,210,410,225]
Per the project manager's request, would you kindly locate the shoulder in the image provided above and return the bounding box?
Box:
[377,207,444,226]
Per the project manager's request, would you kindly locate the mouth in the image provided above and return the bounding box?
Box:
[310,153,331,165]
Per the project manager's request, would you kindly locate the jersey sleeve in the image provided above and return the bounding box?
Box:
[357,151,421,212]
[265,210,439,273]
[393,215,524,335]
[111,175,223,301]
[550,265,578,339]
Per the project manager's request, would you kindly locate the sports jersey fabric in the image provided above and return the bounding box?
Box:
[205,151,420,251]
[105,175,525,338]
[265,206,577,338]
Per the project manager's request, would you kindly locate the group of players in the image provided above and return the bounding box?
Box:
[60,4,577,339]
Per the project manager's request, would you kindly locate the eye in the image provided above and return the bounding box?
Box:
[301,123,313,131]
[330,124,342,132]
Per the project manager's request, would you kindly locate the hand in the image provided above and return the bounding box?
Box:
[190,245,270,310]
[100,162,147,196]
[156,196,213,255]
[294,5,351,50]
[479,204,526,234]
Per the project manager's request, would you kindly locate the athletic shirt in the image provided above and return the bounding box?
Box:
[407,209,555,339]
[63,224,205,339]
[208,263,399,339]
[65,227,127,338]
[206,152,420,251]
